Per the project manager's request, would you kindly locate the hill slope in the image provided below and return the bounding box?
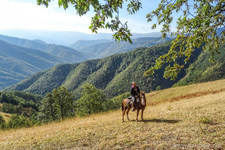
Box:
[1,79,225,149]
[8,41,200,97]
[0,40,64,90]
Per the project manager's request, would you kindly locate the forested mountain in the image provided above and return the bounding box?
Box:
[7,41,202,98]
[0,40,64,90]
[72,37,171,58]
[0,34,169,91]
[175,44,225,86]
[0,34,92,63]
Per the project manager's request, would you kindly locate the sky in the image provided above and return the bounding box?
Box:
[0,0,179,34]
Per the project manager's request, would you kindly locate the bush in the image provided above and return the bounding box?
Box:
[0,115,6,130]
[0,114,5,124]
[7,115,32,129]
[156,86,161,91]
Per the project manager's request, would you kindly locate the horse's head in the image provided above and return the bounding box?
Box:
[140,91,146,106]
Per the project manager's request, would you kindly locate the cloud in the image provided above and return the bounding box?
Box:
[0,0,172,34]
[0,0,92,33]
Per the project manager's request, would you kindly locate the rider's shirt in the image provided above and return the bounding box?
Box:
[131,85,140,97]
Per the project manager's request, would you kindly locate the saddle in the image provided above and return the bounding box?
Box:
[127,96,140,105]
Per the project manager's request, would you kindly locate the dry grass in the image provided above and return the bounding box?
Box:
[1,79,225,149]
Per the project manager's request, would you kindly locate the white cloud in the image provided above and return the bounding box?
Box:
[0,0,92,33]
[0,0,171,34]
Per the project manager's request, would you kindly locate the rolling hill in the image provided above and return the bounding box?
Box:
[0,40,64,90]
[7,41,202,98]
[1,79,225,149]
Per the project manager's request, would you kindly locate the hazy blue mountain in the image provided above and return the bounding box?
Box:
[0,34,93,63]
[0,29,164,45]
[75,37,171,58]
[0,40,64,90]
[71,39,112,50]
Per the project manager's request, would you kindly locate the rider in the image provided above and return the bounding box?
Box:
[130,81,140,111]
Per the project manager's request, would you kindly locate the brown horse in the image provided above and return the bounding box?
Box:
[122,91,146,122]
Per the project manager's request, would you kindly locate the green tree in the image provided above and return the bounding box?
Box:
[39,93,58,122]
[37,0,224,79]
[40,86,75,122]
[76,84,106,116]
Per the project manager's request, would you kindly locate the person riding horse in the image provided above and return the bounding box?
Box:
[130,81,140,111]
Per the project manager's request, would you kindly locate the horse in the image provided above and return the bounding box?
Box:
[121,91,146,122]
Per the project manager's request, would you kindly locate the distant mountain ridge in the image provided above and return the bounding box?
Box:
[0,34,93,63]
[0,29,163,45]
[72,37,171,58]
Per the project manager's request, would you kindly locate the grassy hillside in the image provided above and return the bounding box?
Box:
[1,79,224,149]
[8,41,193,97]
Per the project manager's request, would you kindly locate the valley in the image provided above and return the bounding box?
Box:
[0,34,171,90]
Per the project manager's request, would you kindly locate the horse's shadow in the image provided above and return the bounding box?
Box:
[131,118,181,124]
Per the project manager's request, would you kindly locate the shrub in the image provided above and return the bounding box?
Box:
[156,86,161,91]
[7,115,32,129]
[0,114,5,124]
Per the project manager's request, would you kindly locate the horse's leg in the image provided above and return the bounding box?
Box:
[122,103,126,122]
[136,109,140,121]
[122,109,126,122]
[126,108,130,121]
[141,109,145,121]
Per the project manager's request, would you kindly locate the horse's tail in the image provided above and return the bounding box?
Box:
[121,100,124,111]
